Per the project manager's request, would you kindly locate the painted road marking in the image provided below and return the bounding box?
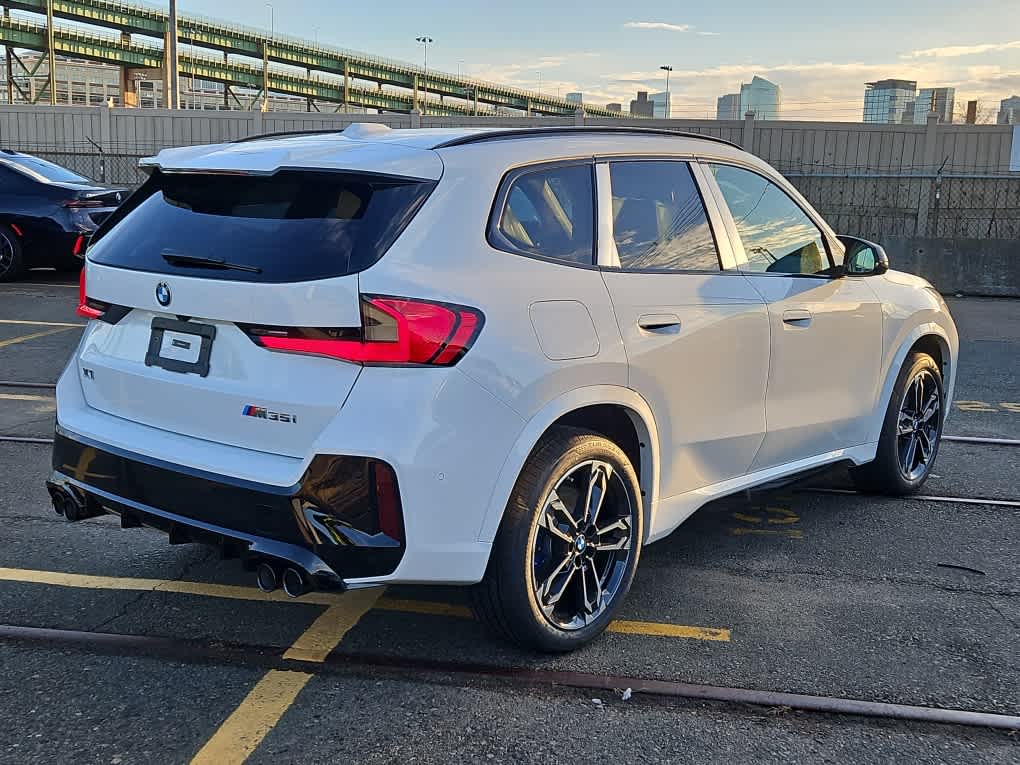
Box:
[0,567,730,641]
[0,393,54,402]
[189,670,313,765]
[0,319,84,328]
[955,400,1020,414]
[282,589,384,663]
[191,587,383,765]
[731,505,803,539]
[0,326,76,349]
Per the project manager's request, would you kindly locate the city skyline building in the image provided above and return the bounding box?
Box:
[629,91,654,117]
[998,95,1020,124]
[864,79,917,123]
[738,76,782,120]
[716,92,740,120]
[650,91,670,119]
[913,87,955,123]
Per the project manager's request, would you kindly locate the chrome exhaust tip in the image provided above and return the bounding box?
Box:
[281,567,309,599]
[255,562,279,593]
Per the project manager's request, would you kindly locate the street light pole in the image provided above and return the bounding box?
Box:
[415,36,432,115]
[659,64,672,119]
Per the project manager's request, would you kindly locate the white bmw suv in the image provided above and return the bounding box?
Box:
[50,125,958,651]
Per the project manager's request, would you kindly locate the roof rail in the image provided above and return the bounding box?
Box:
[433,126,742,150]
[232,129,342,144]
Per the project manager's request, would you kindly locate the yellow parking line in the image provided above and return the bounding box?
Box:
[189,670,313,765]
[0,393,54,402]
[0,319,85,328]
[608,620,730,641]
[0,326,76,349]
[191,587,382,764]
[0,567,730,642]
[374,596,473,619]
[282,588,384,663]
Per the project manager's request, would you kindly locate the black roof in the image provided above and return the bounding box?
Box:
[432,126,742,150]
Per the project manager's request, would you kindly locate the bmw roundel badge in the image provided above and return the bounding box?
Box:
[155,282,172,307]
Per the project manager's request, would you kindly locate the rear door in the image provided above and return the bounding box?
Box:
[704,162,883,470]
[79,167,436,458]
[597,159,770,500]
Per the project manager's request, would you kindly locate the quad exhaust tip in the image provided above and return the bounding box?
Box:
[281,567,309,598]
[255,562,278,593]
[255,563,309,598]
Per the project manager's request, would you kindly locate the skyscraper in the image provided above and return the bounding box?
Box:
[998,95,1020,124]
[738,76,782,120]
[913,87,955,123]
[650,91,670,119]
[629,91,654,117]
[864,79,917,123]
[716,92,740,120]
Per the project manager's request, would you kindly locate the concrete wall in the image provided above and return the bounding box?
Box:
[883,237,1019,297]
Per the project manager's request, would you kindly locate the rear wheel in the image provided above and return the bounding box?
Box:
[851,351,943,494]
[471,426,643,652]
[0,225,24,282]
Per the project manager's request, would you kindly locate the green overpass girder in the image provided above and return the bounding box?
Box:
[2,0,621,117]
[0,15,488,115]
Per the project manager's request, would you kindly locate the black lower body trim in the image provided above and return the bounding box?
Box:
[49,429,405,583]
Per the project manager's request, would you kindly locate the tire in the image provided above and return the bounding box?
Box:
[0,225,25,283]
[471,426,643,652]
[850,351,944,494]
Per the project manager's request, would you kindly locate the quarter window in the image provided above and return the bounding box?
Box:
[493,163,594,265]
[609,161,720,271]
[710,164,832,276]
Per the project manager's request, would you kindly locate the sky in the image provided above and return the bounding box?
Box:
[179,0,1020,120]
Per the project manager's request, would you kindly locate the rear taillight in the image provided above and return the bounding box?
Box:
[72,234,85,257]
[63,198,104,209]
[76,268,107,320]
[244,295,484,367]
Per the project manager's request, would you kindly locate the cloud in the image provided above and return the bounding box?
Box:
[903,40,1020,59]
[623,21,692,33]
[697,31,721,36]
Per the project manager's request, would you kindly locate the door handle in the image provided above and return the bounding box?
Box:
[782,309,812,327]
[638,314,682,333]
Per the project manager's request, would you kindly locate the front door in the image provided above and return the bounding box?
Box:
[705,163,884,470]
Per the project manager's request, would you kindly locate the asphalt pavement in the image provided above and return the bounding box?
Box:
[0,272,1017,764]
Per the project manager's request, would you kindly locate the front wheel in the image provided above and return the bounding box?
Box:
[471,426,643,652]
[851,351,944,494]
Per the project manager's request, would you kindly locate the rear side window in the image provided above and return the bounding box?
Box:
[87,170,435,283]
[609,161,720,271]
[490,163,594,266]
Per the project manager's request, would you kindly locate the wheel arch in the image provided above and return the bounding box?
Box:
[868,322,956,444]
[477,386,661,546]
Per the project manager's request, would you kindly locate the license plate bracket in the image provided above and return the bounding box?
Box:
[144,317,216,377]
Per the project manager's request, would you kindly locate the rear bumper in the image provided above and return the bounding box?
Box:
[48,428,405,589]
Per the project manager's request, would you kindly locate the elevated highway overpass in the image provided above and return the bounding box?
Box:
[0,0,621,116]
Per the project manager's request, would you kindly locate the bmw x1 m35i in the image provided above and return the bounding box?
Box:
[50,125,958,651]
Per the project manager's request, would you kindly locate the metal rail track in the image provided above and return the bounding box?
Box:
[0,623,1016,731]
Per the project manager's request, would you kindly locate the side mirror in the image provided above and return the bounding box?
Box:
[838,236,889,276]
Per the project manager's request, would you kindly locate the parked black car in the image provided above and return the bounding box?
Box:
[0,150,126,281]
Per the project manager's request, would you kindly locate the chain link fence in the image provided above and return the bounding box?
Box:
[13,140,1020,242]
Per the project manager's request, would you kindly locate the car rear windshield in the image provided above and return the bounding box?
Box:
[8,155,93,184]
[87,170,436,283]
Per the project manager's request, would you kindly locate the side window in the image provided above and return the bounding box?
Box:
[492,163,594,265]
[710,164,832,276]
[609,160,720,271]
